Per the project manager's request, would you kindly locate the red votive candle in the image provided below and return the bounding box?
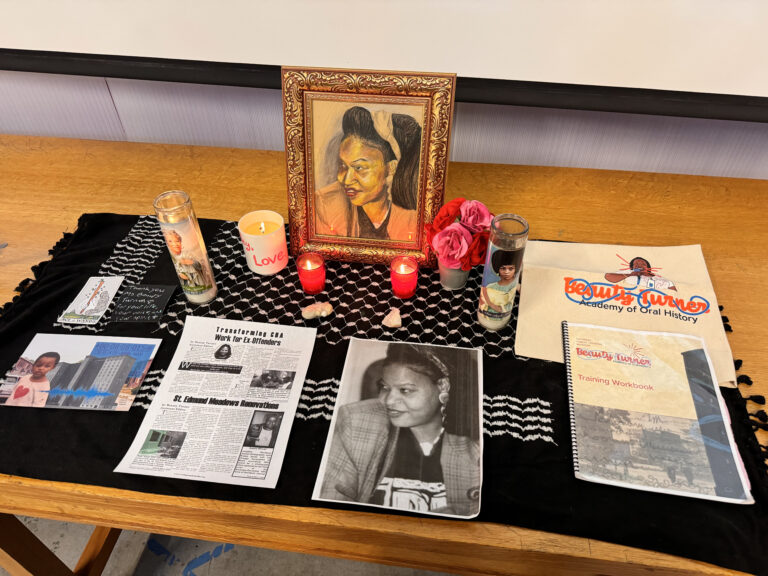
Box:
[296,252,326,294]
[390,256,418,299]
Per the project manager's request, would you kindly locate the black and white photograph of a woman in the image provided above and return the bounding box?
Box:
[313,339,482,518]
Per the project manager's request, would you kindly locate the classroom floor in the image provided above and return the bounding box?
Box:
[1,516,450,576]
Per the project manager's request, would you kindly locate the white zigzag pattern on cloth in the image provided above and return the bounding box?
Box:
[296,378,340,420]
[300,393,339,403]
[485,420,555,434]
[295,404,337,420]
[131,369,166,408]
[156,220,528,358]
[53,217,165,334]
[67,219,554,419]
[485,404,553,416]
[484,394,552,406]
[293,384,557,444]
[485,430,557,443]
[483,410,554,424]
[482,394,557,443]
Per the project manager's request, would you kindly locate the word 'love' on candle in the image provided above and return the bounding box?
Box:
[296,252,326,294]
[390,256,418,299]
[238,211,288,276]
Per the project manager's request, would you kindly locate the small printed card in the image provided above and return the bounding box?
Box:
[113,285,176,322]
[58,276,124,325]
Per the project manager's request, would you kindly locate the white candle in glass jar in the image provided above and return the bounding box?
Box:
[238,211,288,275]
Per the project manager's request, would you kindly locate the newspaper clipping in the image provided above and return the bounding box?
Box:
[115,316,316,488]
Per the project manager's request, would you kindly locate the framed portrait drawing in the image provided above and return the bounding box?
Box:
[282,67,456,265]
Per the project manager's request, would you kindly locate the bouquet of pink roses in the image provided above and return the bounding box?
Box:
[427,197,493,271]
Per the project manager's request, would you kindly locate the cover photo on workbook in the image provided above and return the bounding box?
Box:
[561,322,752,504]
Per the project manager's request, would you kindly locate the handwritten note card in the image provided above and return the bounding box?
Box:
[113,285,176,322]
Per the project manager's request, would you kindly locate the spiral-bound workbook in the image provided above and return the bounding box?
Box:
[562,322,753,504]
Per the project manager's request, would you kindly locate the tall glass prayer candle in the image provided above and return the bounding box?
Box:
[296,252,326,294]
[477,214,528,330]
[390,256,418,299]
[154,190,217,304]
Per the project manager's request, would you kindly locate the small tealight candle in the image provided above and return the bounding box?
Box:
[297,252,326,294]
[390,256,418,299]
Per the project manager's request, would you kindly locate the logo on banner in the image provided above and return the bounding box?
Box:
[562,253,710,321]
[575,341,652,368]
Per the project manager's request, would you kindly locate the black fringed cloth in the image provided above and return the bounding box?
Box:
[1,214,766,575]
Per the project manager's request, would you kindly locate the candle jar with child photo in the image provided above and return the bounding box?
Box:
[477,214,528,330]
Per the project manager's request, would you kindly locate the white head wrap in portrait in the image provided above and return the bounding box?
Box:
[372,110,401,161]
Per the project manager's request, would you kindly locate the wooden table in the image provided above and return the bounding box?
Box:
[0,135,764,576]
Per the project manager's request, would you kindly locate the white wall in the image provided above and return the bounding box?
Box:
[1,1,768,97]
[2,70,768,179]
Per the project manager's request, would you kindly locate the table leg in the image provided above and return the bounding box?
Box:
[0,513,73,576]
[73,526,121,576]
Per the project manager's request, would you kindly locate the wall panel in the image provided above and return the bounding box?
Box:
[0,71,124,141]
[1,70,767,180]
[452,102,768,178]
[107,79,283,150]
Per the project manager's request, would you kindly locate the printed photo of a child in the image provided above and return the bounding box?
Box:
[4,352,59,407]
[2,333,161,411]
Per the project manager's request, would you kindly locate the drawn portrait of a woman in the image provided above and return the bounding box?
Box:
[311,102,424,242]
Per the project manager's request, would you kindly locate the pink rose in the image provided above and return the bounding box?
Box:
[459,200,492,233]
[426,197,465,246]
[432,222,472,268]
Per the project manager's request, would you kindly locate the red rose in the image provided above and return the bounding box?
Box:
[459,229,490,271]
[428,197,465,239]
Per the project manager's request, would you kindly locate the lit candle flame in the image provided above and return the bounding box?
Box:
[301,255,321,271]
[259,221,265,234]
[398,264,409,274]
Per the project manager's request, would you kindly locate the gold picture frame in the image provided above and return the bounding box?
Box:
[282,67,456,266]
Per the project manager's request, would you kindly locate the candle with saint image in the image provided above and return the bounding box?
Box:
[390,256,418,298]
[296,252,325,294]
[238,211,288,275]
[154,190,217,304]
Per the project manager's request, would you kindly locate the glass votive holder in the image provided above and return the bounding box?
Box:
[390,256,418,299]
[296,252,326,294]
